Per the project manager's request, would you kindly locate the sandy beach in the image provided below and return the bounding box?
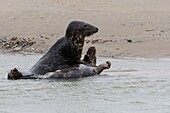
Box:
[0,0,170,58]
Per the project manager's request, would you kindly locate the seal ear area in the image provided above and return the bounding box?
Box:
[65,21,80,37]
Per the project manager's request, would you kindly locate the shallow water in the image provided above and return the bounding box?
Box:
[0,54,170,113]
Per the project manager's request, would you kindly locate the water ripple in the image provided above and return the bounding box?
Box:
[0,55,170,113]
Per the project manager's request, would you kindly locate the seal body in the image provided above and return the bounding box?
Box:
[29,21,98,75]
[7,46,111,80]
[8,62,111,80]
[42,61,111,79]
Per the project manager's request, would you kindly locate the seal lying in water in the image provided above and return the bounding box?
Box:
[29,21,98,75]
[8,47,111,80]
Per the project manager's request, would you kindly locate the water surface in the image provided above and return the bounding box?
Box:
[0,54,170,113]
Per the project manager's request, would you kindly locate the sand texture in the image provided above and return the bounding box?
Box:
[0,0,170,58]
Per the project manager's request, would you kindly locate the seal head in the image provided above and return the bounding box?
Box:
[66,21,98,52]
[66,21,98,38]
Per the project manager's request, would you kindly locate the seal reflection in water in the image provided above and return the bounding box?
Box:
[8,47,111,79]
[30,21,98,75]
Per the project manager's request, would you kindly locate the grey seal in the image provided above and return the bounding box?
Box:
[8,47,111,80]
[29,21,98,75]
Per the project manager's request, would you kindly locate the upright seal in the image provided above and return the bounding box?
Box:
[29,21,98,75]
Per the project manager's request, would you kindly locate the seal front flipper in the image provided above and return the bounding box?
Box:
[82,46,96,66]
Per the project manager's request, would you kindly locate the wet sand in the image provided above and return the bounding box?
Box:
[0,0,170,58]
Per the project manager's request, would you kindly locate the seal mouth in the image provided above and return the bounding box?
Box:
[86,27,98,37]
[89,32,94,36]
[87,32,96,37]
[86,32,92,36]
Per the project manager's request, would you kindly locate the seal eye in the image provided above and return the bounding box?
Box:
[83,24,87,28]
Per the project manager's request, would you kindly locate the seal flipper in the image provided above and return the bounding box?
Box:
[8,68,23,80]
[82,46,96,66]
[95,61,111,75]
[8,68,36,80]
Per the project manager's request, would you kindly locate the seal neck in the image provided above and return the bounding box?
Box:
[68,34,85,49]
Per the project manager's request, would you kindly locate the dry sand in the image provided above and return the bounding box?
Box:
[0,0,170,58]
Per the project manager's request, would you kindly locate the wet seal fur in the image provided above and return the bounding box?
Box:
[42,47,110,79]
[8,47,111,80]
[29,21,98,75]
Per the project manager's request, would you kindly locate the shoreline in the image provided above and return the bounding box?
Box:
[1,34,170,59]
[1,49,170,61]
